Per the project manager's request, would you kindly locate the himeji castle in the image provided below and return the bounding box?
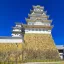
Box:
[0,5,64,62]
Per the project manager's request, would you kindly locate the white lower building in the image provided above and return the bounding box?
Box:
[0,37,23,43]
[56,45,64,60]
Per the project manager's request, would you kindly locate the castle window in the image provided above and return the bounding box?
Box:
[39,29,41,31]
[16,25,21,27]
[37,9,40,11]
[41,29,43,31]
[42,18,47,20]
[32,29,34,31]
[28,22,33,25]
[29,29,30,31]
[41,10,43,11]
[36,29,38,31]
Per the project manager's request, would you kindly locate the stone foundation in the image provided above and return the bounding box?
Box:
[23,34,60,61]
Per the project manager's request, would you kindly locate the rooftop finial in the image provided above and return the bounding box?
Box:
[32,5,44,9]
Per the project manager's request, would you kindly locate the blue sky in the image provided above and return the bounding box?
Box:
[0,0,64,45]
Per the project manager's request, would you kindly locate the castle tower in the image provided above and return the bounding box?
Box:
[23,5,60,61]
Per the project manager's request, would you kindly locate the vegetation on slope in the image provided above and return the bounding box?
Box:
[0,43,23,62]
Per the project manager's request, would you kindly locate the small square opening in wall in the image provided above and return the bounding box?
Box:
[36,29,38,31]
[29,29,30,31]
[39,29,41,31]
[28,22,33,25]
[32,29,34,31]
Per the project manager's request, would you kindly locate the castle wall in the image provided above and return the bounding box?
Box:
[0,39,23,43]
[25,29,51,34]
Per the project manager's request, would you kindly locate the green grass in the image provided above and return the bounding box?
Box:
[0,62,22,64]
[0,61,63,64]
[22,59,61,63]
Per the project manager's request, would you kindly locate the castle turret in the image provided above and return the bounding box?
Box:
[11,22,24,37]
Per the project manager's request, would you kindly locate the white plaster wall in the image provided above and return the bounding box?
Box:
[28,22,50,26]
[25,29,51,34]
[34,9,43,12]
[59,53,63,59]
[12,34,22,37]
[13,29,21,32]
[34,22,50,26]
[0,39,23,43]
[16,25,21,27]
[34,22,44,25]
[28,22,33,25]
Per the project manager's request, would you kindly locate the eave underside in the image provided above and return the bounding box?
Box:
[23,25,53,29]
[26,18,52,23]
